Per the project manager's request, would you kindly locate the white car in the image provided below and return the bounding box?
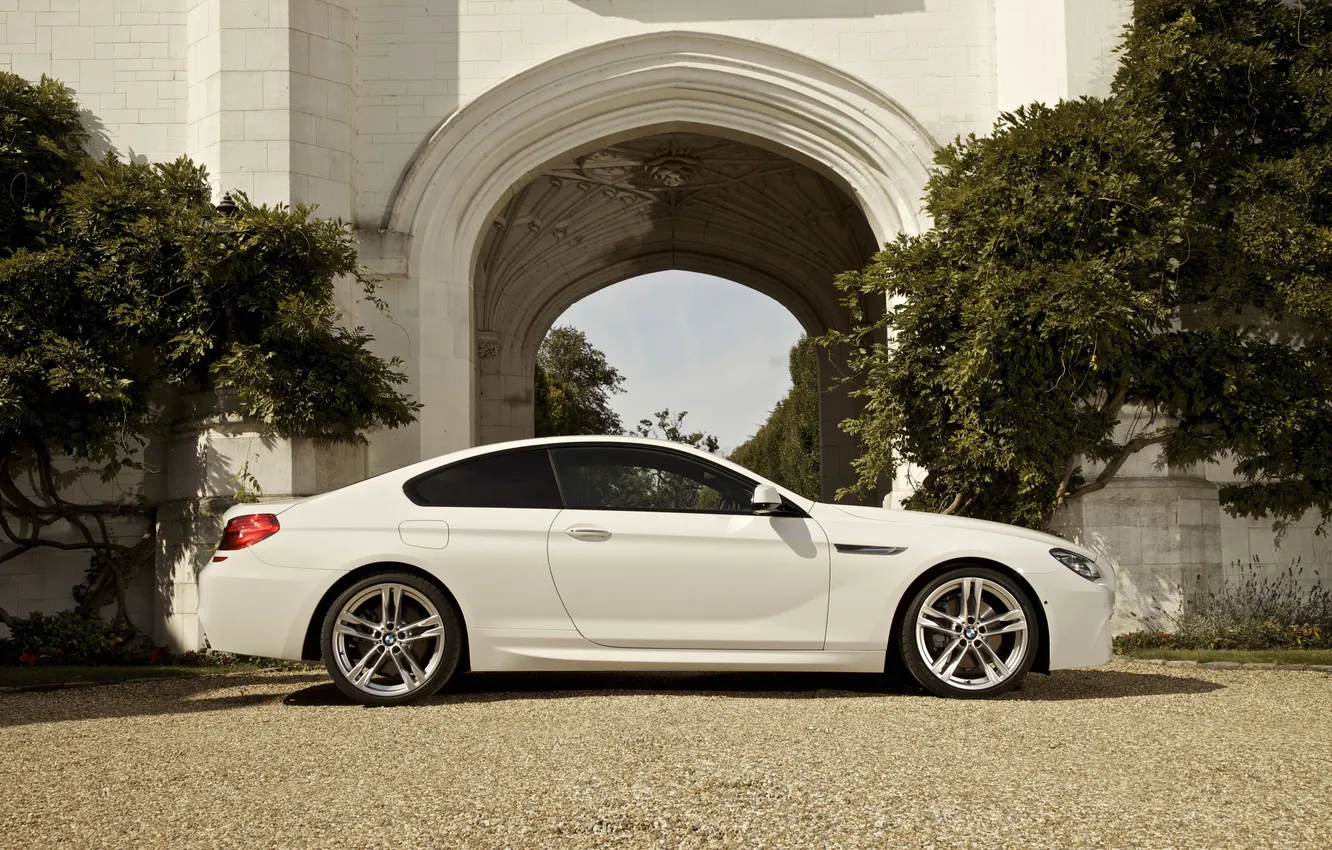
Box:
[198,436,1114,705]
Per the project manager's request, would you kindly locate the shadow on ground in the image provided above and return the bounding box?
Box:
[283,667,1224,708]
[0,673,323,728]
[0,667,1224,726]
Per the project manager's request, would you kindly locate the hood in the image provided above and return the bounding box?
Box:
[831,504,1097,559]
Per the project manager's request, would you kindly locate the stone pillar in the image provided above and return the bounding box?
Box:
[1050,404,1224,633]
[816,344,864,504]
[185,0,354,212]
[163,2,367,650]
[1053,477,1222,633]
[476,330,507,444]
[475,330,540,446]
[356,228,422,477]
[154,393,368,652]
[994,0,1131,109]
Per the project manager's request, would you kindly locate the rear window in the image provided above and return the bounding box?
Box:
[405,448,562,509]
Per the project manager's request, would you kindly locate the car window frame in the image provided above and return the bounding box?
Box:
[402,445,564,509]
[548,443,808,518]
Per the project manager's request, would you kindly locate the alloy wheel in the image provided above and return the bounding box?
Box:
[914,576,1029,691]
[330,582,447,698]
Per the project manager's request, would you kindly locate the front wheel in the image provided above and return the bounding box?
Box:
[900,566,1039,699]
[320,572,462,706]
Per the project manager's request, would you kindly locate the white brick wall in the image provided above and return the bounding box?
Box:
[289,0,353,218]
[994,0,1131,112]
[2,0,1131,222]
[353,0,1005,222]
[0,0,188,164]
[0,0,1148,642]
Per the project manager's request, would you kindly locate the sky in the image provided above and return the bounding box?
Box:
[555,271,805,453]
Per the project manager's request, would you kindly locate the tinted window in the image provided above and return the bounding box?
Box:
[407,449,561,508]
[550,446,754,513]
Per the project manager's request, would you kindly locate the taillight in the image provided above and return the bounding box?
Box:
[218,514,280,550]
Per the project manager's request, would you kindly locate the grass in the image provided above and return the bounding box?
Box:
[0,663,279,688]
[1120,648,1332,665]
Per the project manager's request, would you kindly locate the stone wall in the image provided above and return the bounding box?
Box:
[6,0,1322,646]
[0,447,165,640]
[0,0,187,162]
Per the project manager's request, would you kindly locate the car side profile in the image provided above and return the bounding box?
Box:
[198,436,1115,705]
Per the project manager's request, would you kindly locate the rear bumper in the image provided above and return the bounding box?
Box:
[197,547,342,661]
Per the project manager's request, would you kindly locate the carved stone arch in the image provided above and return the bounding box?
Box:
[384,32,937,499]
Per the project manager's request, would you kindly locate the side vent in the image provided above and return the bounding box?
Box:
[834,544,907,556]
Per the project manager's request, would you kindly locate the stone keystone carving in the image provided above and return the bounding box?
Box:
[645,148,701,187]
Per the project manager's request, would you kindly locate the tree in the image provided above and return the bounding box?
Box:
[632,408,720,453]
[621,409,723,510]
[0,74,418,630]
[828,0,1332,531]
[534,326,625,437]
[729,336,821,500]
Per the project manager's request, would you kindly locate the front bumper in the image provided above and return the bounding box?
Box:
[1043,568,1116,670]
[197,546,342,661]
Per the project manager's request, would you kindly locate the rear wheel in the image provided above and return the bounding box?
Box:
[900,566,1039,699]
[320,572,462,706]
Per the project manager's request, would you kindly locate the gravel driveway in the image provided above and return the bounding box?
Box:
[2,659,1329,849]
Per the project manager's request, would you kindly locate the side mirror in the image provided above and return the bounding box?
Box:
[752,484,783,515]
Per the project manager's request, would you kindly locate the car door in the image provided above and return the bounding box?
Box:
[399,447,572,632]
[545,444,831,650]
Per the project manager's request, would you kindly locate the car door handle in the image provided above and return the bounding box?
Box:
[565,526,612,542]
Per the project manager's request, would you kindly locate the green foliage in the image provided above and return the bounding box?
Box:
[534,326,625,437]
[1117,560,1332,651]
[729,336,821,500]
[0,73,419,628]
[171,649,314,671]
[829,0,1332,530]
[555,409,732,512]
[0,74,85,254]
[0,609,137,665]
[0,154,418,458]
[632,408,720,453]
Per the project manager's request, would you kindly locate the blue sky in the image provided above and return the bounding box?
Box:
[555,271,805,452]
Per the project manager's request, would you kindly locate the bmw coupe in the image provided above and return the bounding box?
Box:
[198,436,1114,705]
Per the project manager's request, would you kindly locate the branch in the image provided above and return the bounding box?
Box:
[0,534,127,556]
[1100,386,1128,419]
[1066,431,1170,502]
[33,444,102,550]
[1054,454,1079,504]
[0,457,44,528]
[940,490,965,515]
[0,542,34,566]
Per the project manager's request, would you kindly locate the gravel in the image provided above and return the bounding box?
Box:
[2,658,1329,849]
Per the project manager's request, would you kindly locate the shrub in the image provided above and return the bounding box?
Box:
[172,649,308,670]
[0,610,137,664]
[1116,561,1332,651]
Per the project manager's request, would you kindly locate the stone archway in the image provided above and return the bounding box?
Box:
[381,31,937,499]
[473,130,880,501]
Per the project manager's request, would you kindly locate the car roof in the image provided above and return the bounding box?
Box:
[407,434,730,469]
[388,435,816,509]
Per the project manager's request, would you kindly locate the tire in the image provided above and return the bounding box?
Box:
[899,566,1040,699]
[320,571,463,706]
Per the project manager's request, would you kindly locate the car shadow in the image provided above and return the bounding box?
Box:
[0,667,1226,727]
[0,673,324,728]
[1000,667,1224,701]
[282,667,1223,708]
